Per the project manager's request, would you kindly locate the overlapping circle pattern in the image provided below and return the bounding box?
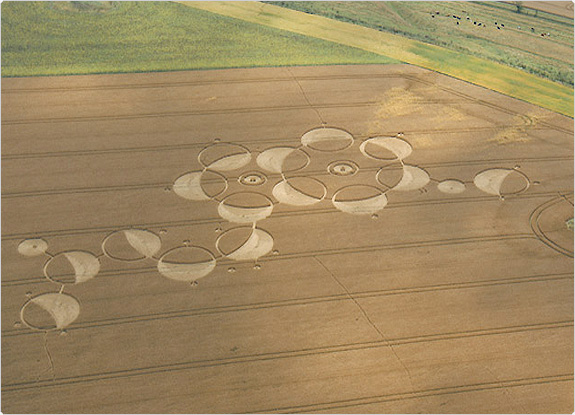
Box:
[17,126,534,333]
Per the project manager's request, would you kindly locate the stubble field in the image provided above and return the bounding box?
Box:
[2,64,573,413]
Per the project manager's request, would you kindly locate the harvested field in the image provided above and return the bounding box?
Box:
[2,64,573,413]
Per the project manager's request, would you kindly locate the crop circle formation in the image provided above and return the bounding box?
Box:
[17,125,536,333]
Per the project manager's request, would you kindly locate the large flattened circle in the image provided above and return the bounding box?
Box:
[43,251,100,285]
[332,185,388,215]
[20,292,81,331]
[387,165,430,192]
[157,246,216,282]
[218,192,274,224]
[173,170,228,201]
[272,177,327,206]
[198,143,252,172]
[530,195,574,257]
[374,161,405,190]
[360,136,412,161]
[216,227,274,261]
[256,147,310,174]
[102,229,162,262]
[474,168,529,197]
[301,127,354,152]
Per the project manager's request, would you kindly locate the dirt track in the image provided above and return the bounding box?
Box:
[2,64,573,413]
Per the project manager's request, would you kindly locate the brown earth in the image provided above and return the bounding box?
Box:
[2,64,573,413]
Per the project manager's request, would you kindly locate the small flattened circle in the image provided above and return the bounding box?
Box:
[328,160,358,177]
[437,180,466,194]
[18,239,49,257]
[239,171,267,187]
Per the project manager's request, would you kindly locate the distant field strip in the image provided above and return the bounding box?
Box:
[0,1,397,77]
[181,1,574,117]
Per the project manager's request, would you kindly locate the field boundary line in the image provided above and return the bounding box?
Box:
[4,72,572,136]
[1,191,559,241]
[3,233,565,287]
[1,72,411,93]
[3,156,572,199]
[4,125,568,161]
[530,193,575,257]
[4,272,571,337]
[1,99,464,125]
[256,374,574,413]
[178,2,573,116]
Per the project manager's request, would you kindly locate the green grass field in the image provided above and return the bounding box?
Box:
[267,1,574,86]
[1,1,398,77]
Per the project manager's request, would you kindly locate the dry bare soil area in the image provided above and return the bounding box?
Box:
[2,64,573,413]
